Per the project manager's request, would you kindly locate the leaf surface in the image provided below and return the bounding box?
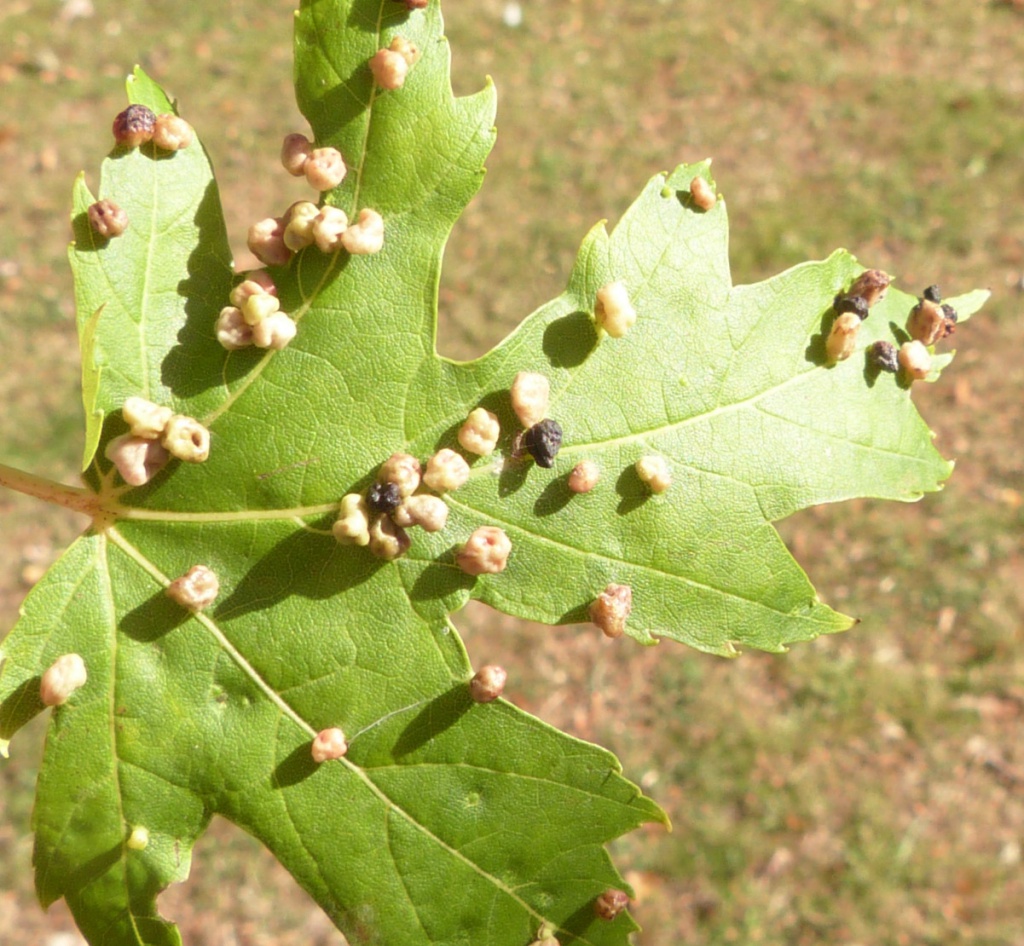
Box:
[70,67,234,471]
[0,1,987,944]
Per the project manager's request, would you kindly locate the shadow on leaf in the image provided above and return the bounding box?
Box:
[803,304,838,366]
[393,684,473,758]
[70,211,103,253]
[111,142,179,163]
[542,312,597,369]
[614,464,649,516]
[345,0,409,32]
[533,475,573,517]
[408,557,475,604]
[120,591,190,642]
[498,456,529,497]
[863,359,882,388]
[560,899,620,945]
[214,527,383,621]
[161,177,240,397]
[478,388,517,431]
[61,844,123,901]
[272,739,318,789]
[889,320,910,346]
[430,418,467,457]
[556,601,591,626]
[0,676,44,742]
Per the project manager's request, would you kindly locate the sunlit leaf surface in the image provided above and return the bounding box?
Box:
[0,1,987,944]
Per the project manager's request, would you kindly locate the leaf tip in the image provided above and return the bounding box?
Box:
[0,738,9,759]
[794,599,856,638]
[835,612,859,633]
[70,171,95,215]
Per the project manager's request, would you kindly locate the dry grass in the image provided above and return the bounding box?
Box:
[2,0,1023,943]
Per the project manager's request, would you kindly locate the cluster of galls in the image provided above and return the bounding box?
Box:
[473,362,674,497]
[510,370,649,643]
[333,447,518,575]
[246,25,426,272]
[825,268,892,364]
[460,371,647,642]
[248,186,385,268]
[878,285,959,381]
[474,370,622,494]
[105,397,211,486]
[244,133,384,272]
[509,371,563,468]
[85,104,195,241]
[369,36,421,91]
[331,360,656,638]
[241,124,391,352]
[460,372,570,472]
[334,453,452,561]
[826,272,960,384]
[280,133,347,192]
[217,269,296,352]
[112,103,194,152]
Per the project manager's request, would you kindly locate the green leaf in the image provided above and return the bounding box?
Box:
[70,66,235,472]
[0,1,988,944]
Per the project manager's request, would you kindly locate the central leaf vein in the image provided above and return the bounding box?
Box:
[444,495,826,623]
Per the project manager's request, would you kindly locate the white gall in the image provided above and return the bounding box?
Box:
[39,654,88,707]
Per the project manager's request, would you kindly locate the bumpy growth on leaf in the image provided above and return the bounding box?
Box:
[0,2,989,946]
[569,458,600,494]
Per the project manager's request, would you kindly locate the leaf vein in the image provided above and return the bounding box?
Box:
[445,495,830,624]
[103,527,557,925]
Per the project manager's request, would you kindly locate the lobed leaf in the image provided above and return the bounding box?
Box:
[1,1,988,944]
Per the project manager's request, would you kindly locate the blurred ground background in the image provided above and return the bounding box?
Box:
[1,0,1023,944]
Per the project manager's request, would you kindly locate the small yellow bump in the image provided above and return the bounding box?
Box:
[127,826,150,851]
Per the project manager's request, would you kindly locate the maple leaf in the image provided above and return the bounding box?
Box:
[0,2,988,944]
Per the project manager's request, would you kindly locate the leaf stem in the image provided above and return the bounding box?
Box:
[0,463,99,517]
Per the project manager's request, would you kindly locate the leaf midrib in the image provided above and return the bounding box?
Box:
[107,330,930,528]
[443,494,832,628]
